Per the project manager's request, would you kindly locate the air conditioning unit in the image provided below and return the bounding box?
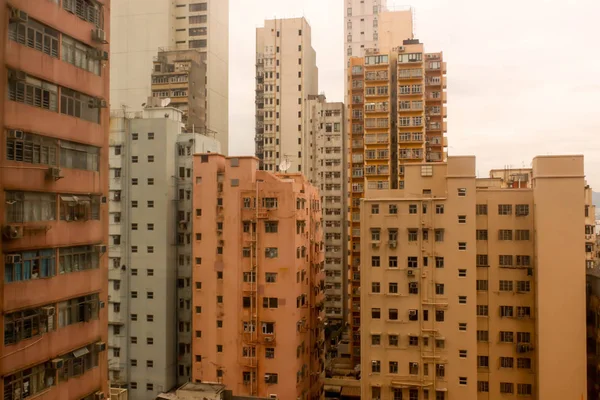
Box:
[46,167,62,180]
[264,336,273,343]
[269,395,278,399]
[95,342,107,352]
[5,254,22,263]
[264,374,271,382]
[371,241,380,248]
[10,8,28,23]
[396,46,405,52]
[94,245,107,253]
[88,98,108,108]
[51,358,64,369]
[3,225,23,240]
[8,130,24,140]
[8,70,26,82]
[388,240,397,249]
[41,306,55,316]
[407,269,414,276]
[409,310,417,316]
[92,28,107,43]
[94,392,105,400]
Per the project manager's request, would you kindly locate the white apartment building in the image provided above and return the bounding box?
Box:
[108,104,221,398]
[111,0,229,153]
[255,17,318,173]
[304,96,348,325]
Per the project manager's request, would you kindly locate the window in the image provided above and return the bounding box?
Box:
[264,221,278,233]
[499,331,514,343]
[265,247,278,258]
[436,364,445,378]
[388,308,398,320]
[4,304,56,345]
[61,35,100,75]
[498,204,512,215]
[434,257,444,268]
[371,360,380,373]
[458,188,467,196]
[458,296,467,304]
[189,15,208,24]
[371,334,381,345]
[499,280,513,291]
[476,280,488,291]
[435,229,444,242]
[60,87,99,123]
[477,330,489,342]
[389,256,398,268]
[389,204,398,214]
[516,280,531,292]
[435,204,444,214]
[459,377,467,385]
[389,361,398,374]
[458,215,466,224]
[58,245,100,274]
[408,282,418,294]
[409,204,417,214]
[518,384,532,395]
[147,178,154,185]
[265,272,277,283]
[498,229,513,240]
[9,17,59,58]
[371,204,379,214]
[500,306,514,317]
[435,310,444,322]
[476,305,488,316]
[515,229,530,240]
[3,361,54,397]
[190,2,208,11]
[478,381,489,393]
[516,204,529,216]
[476,204,488,215]
[478,356,489,368]
[500,382,514,394]
[262,297,278,309]
[477,254,489,267]
[459,323,467,331]
[476,230,488,240]
[388,335,399,347]
[517,357,532,369]
[409,336,419,346]
[371,282,380,293]
[371,308,381,319]
[147,269,154,276]
[372,256,380,267]
[408,229,418,241]
[5,191,56,223]
[4,248,57,283]
[458,242,467,250]
[57,294,99,327]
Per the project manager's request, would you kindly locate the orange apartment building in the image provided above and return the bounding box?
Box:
[191,154,325,399]
[360,155,588,400]
[1,0,110,399]
[348,38,447,364]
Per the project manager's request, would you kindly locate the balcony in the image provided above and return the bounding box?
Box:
[365,103,389,113]
[365,71,389,81]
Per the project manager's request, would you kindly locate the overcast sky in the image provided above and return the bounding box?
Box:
[229,0,600,188]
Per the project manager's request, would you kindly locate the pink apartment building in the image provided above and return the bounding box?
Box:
[191,154,325,399]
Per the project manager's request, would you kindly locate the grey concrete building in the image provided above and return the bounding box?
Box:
[108,102,220,399]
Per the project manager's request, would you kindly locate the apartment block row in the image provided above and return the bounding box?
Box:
[360,155,589,400]
[1,0,110,398]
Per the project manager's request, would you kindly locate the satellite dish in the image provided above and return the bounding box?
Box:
[161,98,171,107]
[279,159,291,173]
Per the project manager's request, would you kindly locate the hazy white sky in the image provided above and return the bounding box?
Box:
[229,0,600,188]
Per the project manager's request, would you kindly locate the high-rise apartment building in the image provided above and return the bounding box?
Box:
[348,39,447,364]
[255,18,318,173]
[1,0,109,398]
[151,49,207,130]
[585,185,599,400]
[107,104,221,397]
[343,0,413,99]
[303,96,348,325]
[360,155,588,400]
[190,154,325,399]
[111,0,229,152]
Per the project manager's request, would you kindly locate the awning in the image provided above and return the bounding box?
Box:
[436,388,448,392]
[323,385,342,393]
[60,195,77,203]
[73,347,90,358]
[60,195,91,204]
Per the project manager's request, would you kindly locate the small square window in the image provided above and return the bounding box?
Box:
[147,178,154,185]
[148,132,155,140]
[148,155,154,162]
[147,269,154,276]
[147,223,154,230]
[132,133,138,140]
[132,156,138,163]
[148,201,154,208]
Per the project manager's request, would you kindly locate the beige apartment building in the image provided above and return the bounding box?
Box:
[255,17,318,173]
[360,155,589,400]
[151,49,207,130]
[348,39,447,364]
[190,154,325,399]
[111,0,229,152]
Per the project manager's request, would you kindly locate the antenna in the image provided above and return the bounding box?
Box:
[161,98,171,107]
[279,159,291,173]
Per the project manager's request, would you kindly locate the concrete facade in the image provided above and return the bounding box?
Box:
[360,156,589,400]
[303,96,348,325]
[110,0,229,153]
[190,154,325,399]
[255,18,318,173]
[108,106,221,396]
[1,0,110,398]
[348,40,447,365]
